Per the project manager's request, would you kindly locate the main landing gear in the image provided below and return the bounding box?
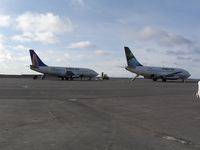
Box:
[131,74,139,82]
[33,75,45,80]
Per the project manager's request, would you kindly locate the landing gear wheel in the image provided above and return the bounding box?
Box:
[41,75,45,80]
[153,78,157,81]
[33,75,37,80]
[161,78,166,82]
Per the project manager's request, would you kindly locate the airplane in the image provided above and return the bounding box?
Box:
[124,47,191,82]
[29,49,98,80]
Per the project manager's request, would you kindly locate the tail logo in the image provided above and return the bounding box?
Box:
[32,54,39,66]
[127,51,134,61]
[124,47,142,67]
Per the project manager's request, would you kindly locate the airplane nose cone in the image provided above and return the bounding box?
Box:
[91,70,98,77]
[95,72,98,76]
[186,71,191,78]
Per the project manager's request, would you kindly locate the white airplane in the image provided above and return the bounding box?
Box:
[124,47,191,82]
[29,49,98,80]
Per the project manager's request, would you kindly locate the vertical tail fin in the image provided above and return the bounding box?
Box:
[29,50,47,66]
[124,47,142,67]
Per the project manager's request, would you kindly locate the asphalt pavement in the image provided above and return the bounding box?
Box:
[0,78,199,150]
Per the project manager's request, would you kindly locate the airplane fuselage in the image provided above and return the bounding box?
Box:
[30,65,98,79]
[126,66,190,81]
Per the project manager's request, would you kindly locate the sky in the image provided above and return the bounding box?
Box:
[0,0,200,78]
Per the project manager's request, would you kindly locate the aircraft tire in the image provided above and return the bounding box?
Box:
[33,75,37,80]
[161,77,166,82]
[153,78,157,81]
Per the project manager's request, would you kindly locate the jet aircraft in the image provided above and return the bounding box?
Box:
[29,50,98,80]
[124,47,190,82]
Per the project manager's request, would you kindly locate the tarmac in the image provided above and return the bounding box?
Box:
[0,78,199,150]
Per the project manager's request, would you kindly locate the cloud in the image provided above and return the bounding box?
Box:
[165,49,188,55]
[0,34,11,61]
[67,0,85,8]
[63,53,71,60]
[0,34,6,43]
[192,58,200,62]
[68,41,96,49]
[0,44,11,60]
[12,32,56,44]
[176,56,192,61]
[145,48,157,53]
[12,32,34,42]
[73,0,84,6]
[95,50,111,56]
[165,45,200,56]
[138,26,193,47]
[15,12,73,33]
[190,46,200,54]
[12,12,74,44]
[12,45,29,51]
[0,15,11,27]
